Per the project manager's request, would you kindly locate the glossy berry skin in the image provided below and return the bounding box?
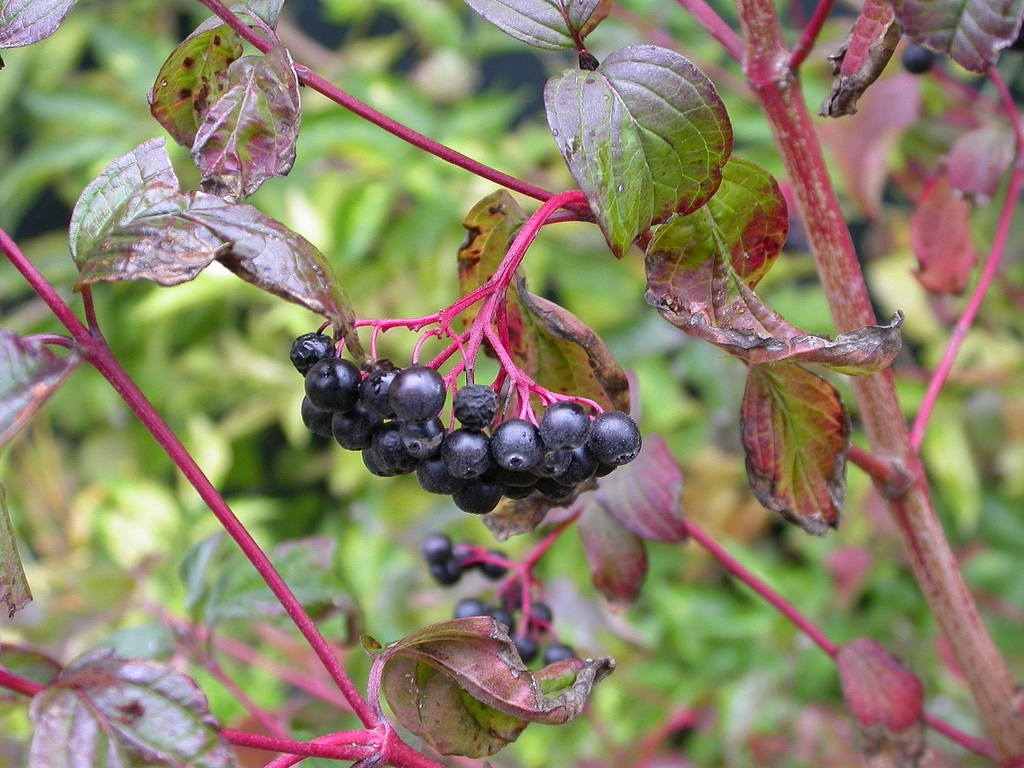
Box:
[535,477,576,501]
[454,597,489,619]
[305,357,361,413]
[400,418,445,459]
[442,429,493,479]
[452,385,499,430]
[390,365,447,422]
[478,551,508,579]
[532,448,572,479]
[452,478,505,514]
[503,484,537,500]
[332,403,382,451]
[559,445,598,486]
[539,401,591,450]
[542,643,575,665]
[361,363,399,418]
[290,333,334,375]
[416,457,466,495]
[514,635,539,664]
[429,558,463,585]
[301,397,334,438]
[421,533,453,565]
[902,43,936,74]
[370,422,417,475]
[490,419,543,471]
[362,448,393,477]
[586,411,642,465]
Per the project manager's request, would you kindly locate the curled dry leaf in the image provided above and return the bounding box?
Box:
[366,617,614,757]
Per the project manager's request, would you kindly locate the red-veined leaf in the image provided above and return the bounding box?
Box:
[890,0,1024,72]
[0,0,75,49]
[0,330,79,450]
[464,0,612,50]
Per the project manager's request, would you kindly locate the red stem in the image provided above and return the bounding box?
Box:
[222,729,378,761]
[191,0,553,203]
[787,0,837,70]
[672,0,745,61]
[0,667,45,697]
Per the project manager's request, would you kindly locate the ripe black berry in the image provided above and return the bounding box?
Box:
[530,602,553,626]
[542,643,575,665]
[429,557,463,585]
[514,634,539,663]
[902,43,936,74]
[442,429,493,479]
[416,456,466,495]
[421,533,453,565]
[301,397,334,438]
[490,419,544,471]
[305,357,361,413]
[478,551,508,579]
[532,448,572,478]
[390,365,447,423]
[559,445,598,485]
[290,332,334,375]
[454,597,489,619]
[503,484,537,500]
[535,477,576,501]
[361,362,399,418]
[539,401,591,450]
[452,477,505,514]
[400,418,445,459]
[332,403,383,451]
[362,448,393,477]
[586,411,642,465]
[452,384,498,430]
[370,421,417,475]
[489,606,516,633]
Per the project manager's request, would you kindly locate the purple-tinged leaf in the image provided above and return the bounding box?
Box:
[0,0,75,49]
[890,0,1024,72]
[191,44,301,201]
[464,0,613,51]
[836,639,925,765]
[740,363,851,535]
[368,618,614,757]
[0,330,79,449]
[148,25,243,148]
[911,171,976,294]
[0,644,61,703]
[819,0,901,117]
[545,45,732,256]
[577,502,648,608]
[1,483,31,618]
[947,126,1014,203]
[591,434,686,543]
[28,647,238,768]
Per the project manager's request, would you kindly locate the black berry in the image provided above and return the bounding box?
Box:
[362,447,393,477]
[361,362,399,418]
[514,634,539,663]
[453,385,498,430]
[421,533,453,565]
[559,445,598,485]
[530,601,553,626]
[478,551,508,579]
[370,421,417,475]
[542,643,575,665]
[454,597,489,619]
[429,557,463,585]
[301,396,334,438]
[442,429,493,479]
[305,357,361,413]
[489,606,516,633]
[902,43,936,74]
[586,411,642,466]
[416,456,466,495]
[452,477,505,514]
[332,403,383,451]
[503,484,537,500]
[400,418,446,459]
[490,419,544,471]
[535,477,576,501]
[533,448,572,479]
[539,401,591,450]
[290,332,334,375]
[390,365,447,422]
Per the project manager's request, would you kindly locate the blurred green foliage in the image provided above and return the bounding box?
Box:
[2,1,1024,766]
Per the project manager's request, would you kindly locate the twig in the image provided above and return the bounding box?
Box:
[787,0,837,70]
[673,0,745,62]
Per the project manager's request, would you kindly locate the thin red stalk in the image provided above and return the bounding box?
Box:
[222,729,378,761]
[672,0,745,62]
[80,284,100,331]
[787,0,837,70]
[848,444,910,494]
[200,654,290,739]
[0,667,45,697]
[923,715,999,761]
[191,0,553,203]
[909,68,1024,452]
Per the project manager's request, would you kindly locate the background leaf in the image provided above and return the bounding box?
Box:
[740,363,851,535]
[576,500,648,608]
[0,482,31,618]
[890,0,1024,72]
[464,0,612,51]
[946,126,1014,203]
[544,45,732,256]
[0,330,79,449]
[28,648,238,768]
[911,170,976,294]
[191,44,302,201]
[0,0,75,48]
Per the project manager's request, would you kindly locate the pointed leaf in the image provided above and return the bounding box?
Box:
[372,617,614,757]
[947,126,1014,203]
[545,45,733,256]
[0,0,75,48]
[0,330,79,449]
[191,44,301,201]
[836,639,925,765]
[148,25,244,148]
[464,0,613,51]
[911,171,976,294]
[890,0,1024,72]
[591,433,686,543]
[29,648,238,768]
[740,363,851,534]
[577,501,648,607]
[0,483,31,618]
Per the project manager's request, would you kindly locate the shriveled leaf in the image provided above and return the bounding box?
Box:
[28,647,238,768]
[590,433,686,543]
[577,501,648,608]
[0,644,61,702]
[0,330,79,449]
[191,44,301,201]
[0,483,31,618]
[148,25,244,148]
[890,0,1024,72]
[483,494,560,541]
[370,618,614,757]
[545,45,732,256]
[740,363,851,535]
[819,0,902,118]
[911,171,975,294]
[0,0,75,48]
[947,126,1014,203]
[464,0,612,50]
[836,639,925,765]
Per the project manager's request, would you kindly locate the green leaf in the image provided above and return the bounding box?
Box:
[890,0,1024,72]
[463,0,613,51]
[544,45,733,256]
[576,499,648,608]
[645,158,903,374]
[148,25,244,148]
[0,0,75,48]
[28,648,238,768]
[0,643,61,702]
[0,330,79,449]
[740,363,851,535]
[371,617,614,758]
[191,44,302,201]
[0,482,31,618]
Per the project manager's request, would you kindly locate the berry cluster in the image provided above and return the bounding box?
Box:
[421,534,575,665]
[292,332,642,515]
